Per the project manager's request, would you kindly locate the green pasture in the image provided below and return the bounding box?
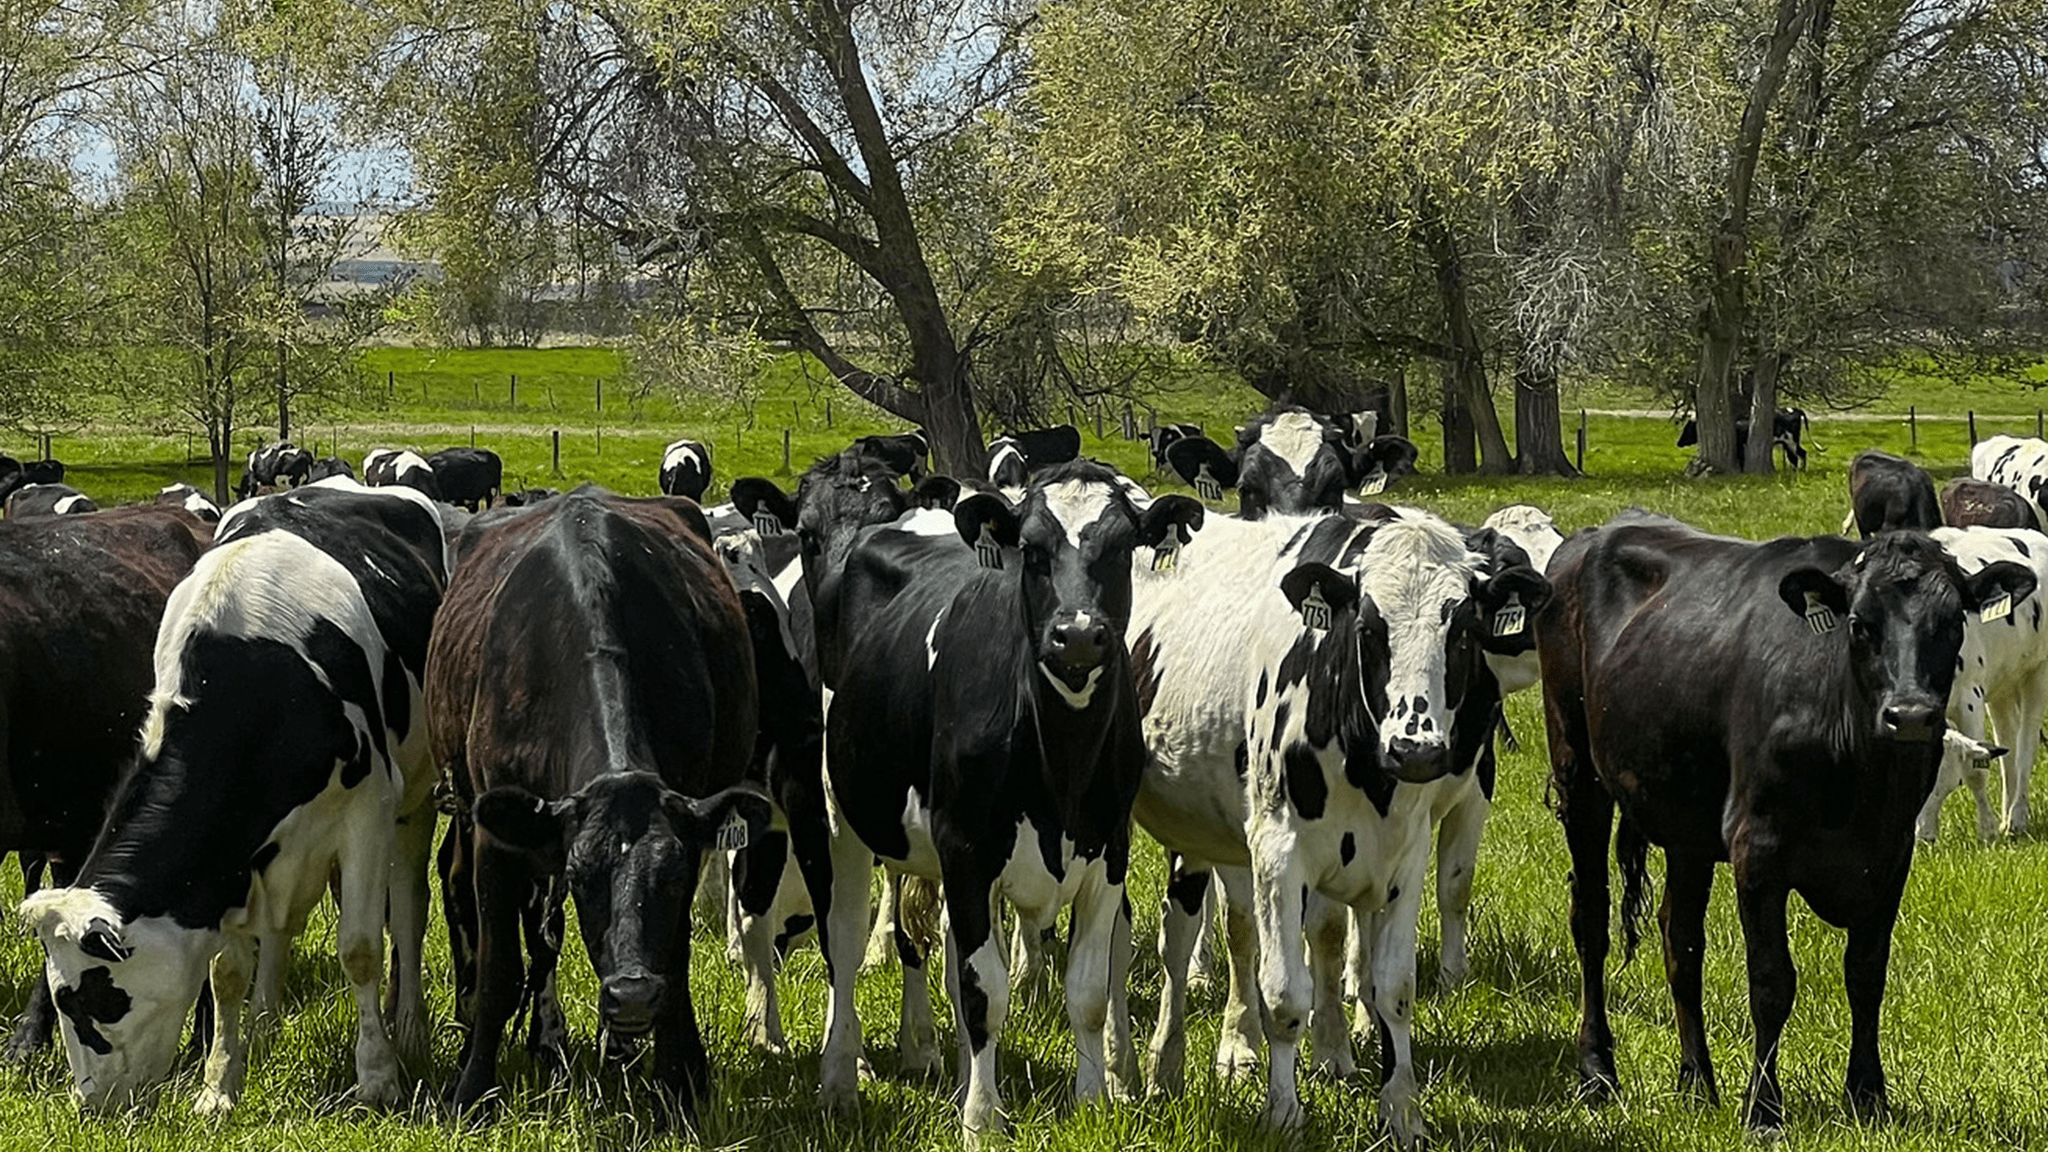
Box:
[3,351,2048,1149]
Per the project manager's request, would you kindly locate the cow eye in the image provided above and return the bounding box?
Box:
[1849,614,1880,644]
[1025,545,1052,574]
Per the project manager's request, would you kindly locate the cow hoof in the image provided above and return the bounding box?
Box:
[193,1087,238,1117]
[1260,1094,1304,1130]
[1844,1083,1889,1121]
[1577,1055,1619,1105]
[355,1068,405,1111]
[1676,1067,1719,1105]
[748,1032,789,1057]
[0,1025,45,1065]
[819,1079,860,1115]
[1215,1042,1260,1085]
[1436,962,1471,989]
[898,1039,940,1078]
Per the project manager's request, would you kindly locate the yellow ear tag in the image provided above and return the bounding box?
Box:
[1982,592,2013,623]
[975,521,1003,570]
[1804,591,1838,636]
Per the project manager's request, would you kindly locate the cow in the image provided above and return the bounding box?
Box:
[660,439,713,501]
[6,483,96,518]
[1538,514,2034,1134]
[1972,434,2048,528]
[999,423,1083,469]
[21,479,449,1114]
[1676,407,1810,470]
[154,484,221,523]
[0,507,211,1063]
[306,456,355,483]
[364,448,442,501]
[0,455,19,502]
[235,441,312,500]
[1846,450,1940,538]
[852,431,930,482]
[809,460,1202,1140]
[1166,407,1419,517]
[22,458,64,487]
[500,487,561,507]
[1925,730,2007,842]
[1942,477,2038,531]
[1919,525,2048,840]
[429,487,771,1120]
[1147,423,1204,471]
[1126,506,1541,1143]
[987,436,1030,500]
[426,448,503,512]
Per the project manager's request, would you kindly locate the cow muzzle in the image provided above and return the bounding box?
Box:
[1879,700,1943,743]
[1382,736,1451,783]
[599,970,667,1035]
[1045,614,1111,671]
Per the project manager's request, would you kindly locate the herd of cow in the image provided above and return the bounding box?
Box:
[1,411,2046,1145]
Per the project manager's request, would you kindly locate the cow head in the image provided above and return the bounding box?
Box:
[954,461,1203,707]
[473,777,774,1039]
[21,888,215,1112]
[1168,408,1417,518]
[1779,533,2036,741]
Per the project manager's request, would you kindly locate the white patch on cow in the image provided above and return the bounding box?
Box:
[1928,525,2048,838]
[893,507,958,537]
[183,492,216,518]
[1039,663,1105,710]
[362,448,395,475]
[54,494,89,514]
[1042,478,1116,549]
[663,439,707,474]
[1481,504,1564,576]
[1114,474,1155,509]
[1358,513,1485,758]
[987,442,1025,483]
[925,608,947,671]
[1257,411,1326,475]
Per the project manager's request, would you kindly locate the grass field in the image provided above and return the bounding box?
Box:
[3,351,2048,1150]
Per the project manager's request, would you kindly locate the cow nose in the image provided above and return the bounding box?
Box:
[1881,702,1942,741]
[599,971,666,1033]
[1384,737,1450,782]
[1049,620,1110,668]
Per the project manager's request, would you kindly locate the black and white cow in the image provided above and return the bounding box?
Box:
[501,487,560,508]
[429,487,769,1118]
[852,431,931,482]
[1973,434,2048,528]
[364,448,442,501]
[1166,408,1418,517]
[306,456,355,484]
[1942,477,2038,531]
[154,483,221,523]
[1846,450,1940,538]
[1539,515,2032,1133]
[22,479,448,1114]
[0,507,210,1062]
[1677,407,1810,470]
[1147,423,1204,471]
[660,439,713,501]
[6,483,96,518]
[1126,505,1541,1143]
[813,461,1203,1139]
[235,441,312,500]
[426,448,503,512]
[1000,423,1083,469]
[986,436,1030,501]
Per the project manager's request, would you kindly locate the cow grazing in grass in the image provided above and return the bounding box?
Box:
[1973,435,2048,528]
[1942,477,2038,531]
[1847,450,1940,538]
[1166,408,1418,517]
[6,483,95,518]
[154,484,220,523]
[22,480,447,1114]
[1677,408,1810,471]
[430,487,769,1120]
[1539,514,2033,1133]
[364,448,442,501]
[235,442,312,500]
[426,448,503,512]
[660,439,713,501]
[1147,423,1204,471]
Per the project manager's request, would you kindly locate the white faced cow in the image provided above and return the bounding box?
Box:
[1165,407,1418,518]
[364,448,442,502]
[21,479,447,1114]
[660,439,713,501]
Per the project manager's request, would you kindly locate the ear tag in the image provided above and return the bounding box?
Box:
[975,521,1004,570]
[1492,594,1526,637]
[715,809,751,851]
[1359,468,1388,497]
[1151,533,1181,573]
[752,511,784,537]
[1194,464,1223,503]
[1300,584,1333,631]
[1803,591,1838,636]
[1982,592,2013,623]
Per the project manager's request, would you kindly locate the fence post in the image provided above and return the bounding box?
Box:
[782,428,792,474]
[472,377,479,402]
[551,430,561,476]
[510,374,517,407]
[596,426,602,456]
[1576,409,1587,473]
[2037,408,2042,439]
[1969,410,1978,447]
[470,425,475,448]
[596,378,602,414]
[1094,407,1104,439]
[825,398,833,428]
[387,370,393,400]
[1910,405,1917,450]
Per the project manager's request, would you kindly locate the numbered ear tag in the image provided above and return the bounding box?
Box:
[975,521,1004,570]
[752,511,784,537]
[1300,584,1333,631]
[1803,591,1838,636]
[715,809,751,851]
[1194,464,1223,503]
[1492,594,1526,637]
[1359,468,1388,497]
[1982,592,2013,623]
[1152,534,1181,573]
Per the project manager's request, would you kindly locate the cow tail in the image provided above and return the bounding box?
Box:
[1615,815,1651,967]
[899,875,945,960]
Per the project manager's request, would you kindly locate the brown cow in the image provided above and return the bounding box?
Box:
[1941,476,2039,530]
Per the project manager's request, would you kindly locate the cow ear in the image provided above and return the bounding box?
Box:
[731,478,798,536]
[1963,560,2037,615]
[1280,562,1359,629]
[1777,568,1849,628]
[1477,563,1551,627]
[474,786,573,867]
[670,784,780,855]
[955,493,1022,551]
[912,475,961,510]
[1165,436,1239,493]
[1139,495,1205,549]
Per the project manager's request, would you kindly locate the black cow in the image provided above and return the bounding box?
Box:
[0,455,18,502]
[0,458,63,505]
[660,439,713,501]
[1000,423,1083,469]
[813,460,1203,1139]
[501,487,561,507]
[6,483,95,518]
[1676,408,1810,470]
[1847,450,1940,538]
[425,447,503,511]
[0,507,209,1062]
[1166,407,1418,517]
[364,448,442,501]
[236,441,312,500]
[1942,476,2038,530]
[1538,514,2034,1133]
[852,431,930,481]
[1147,423,1204,470]
[306,456,355,483]
[430,487,770,1120]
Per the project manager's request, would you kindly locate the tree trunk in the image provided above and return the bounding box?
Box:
[1441,360,1476,474]
[277,342,290,442]
[1389,359,1409,440]
[915,342,984,477]
[210,424,231,505]
[1744,351,1786,472]
[1515,355,1577,475]
[1421,212,1511,474]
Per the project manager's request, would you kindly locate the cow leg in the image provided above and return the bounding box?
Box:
[1435,786,1490,987]
[1734,879,1796,1134]
[1306,892,1356,1081]
[1346,905,1376,1049]
[193,932,257,1115]
[3,853,63,1062]
[862,869,900,972]
[1249,825,1309,1129]
[385,806,436,1067]
[1065,860,1121,1105]
[520,883,568,1079]
[1660,849,1718,1103]
[818,806,873,1113]
[941,868,1008,1143]
[1146,855,1208,1096]
[340,826,405,1109]
[1186,884,1218,994]
[1106,890,1137,1098]
[1214,865,1263,1083]
[651,940,711,1128]
[449,844,526,1114]
[1996,679,2044,835]
[440,818,480,1029]
[1560,769,1619,1099]
[896,874,942,1076]
[1366,853,1429,1149]
[1843,906,1899,1117]
[733,833,793,1053]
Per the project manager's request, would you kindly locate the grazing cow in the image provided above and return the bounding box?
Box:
[660,439,713,501]
[1924,730,2007,842]
[1846,450,1940,538]
[306,456,355,483]
[0,507,210,1062]
[6,483,95,518]
[22,480,448,1114]
[154,483,221,523]
[999,423,1083,469]
[1147,423,1204,470]
[364,448,442,501]
[813,461,1203,1139]
[426,448,503,511]
[1127,507,1541,1143]
[235,441,312,500]
[1676,408,1810,470]
[430,487,770,1118]
[1539,514,2033,1133]
[853,431,931,482]
[1942,477,2038,530]
[1166,407,1419,517]
[1972,434,2048,528]
[1920,525,2048,840]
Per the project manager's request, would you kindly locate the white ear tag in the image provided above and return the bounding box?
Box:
[975,521,1004,570]
[1492,594,1526,637]
[752,511,784,537]
[1803,591,1838,636]
[1359,468,1388,497]
[715,809,751,851]
[1300,584,1333,631]
[1194,464,1223,503]
[1982,592,2013,623]
[1151,532,1181,573]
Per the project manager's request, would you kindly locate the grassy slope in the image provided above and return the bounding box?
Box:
[2,351,2046,1150]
